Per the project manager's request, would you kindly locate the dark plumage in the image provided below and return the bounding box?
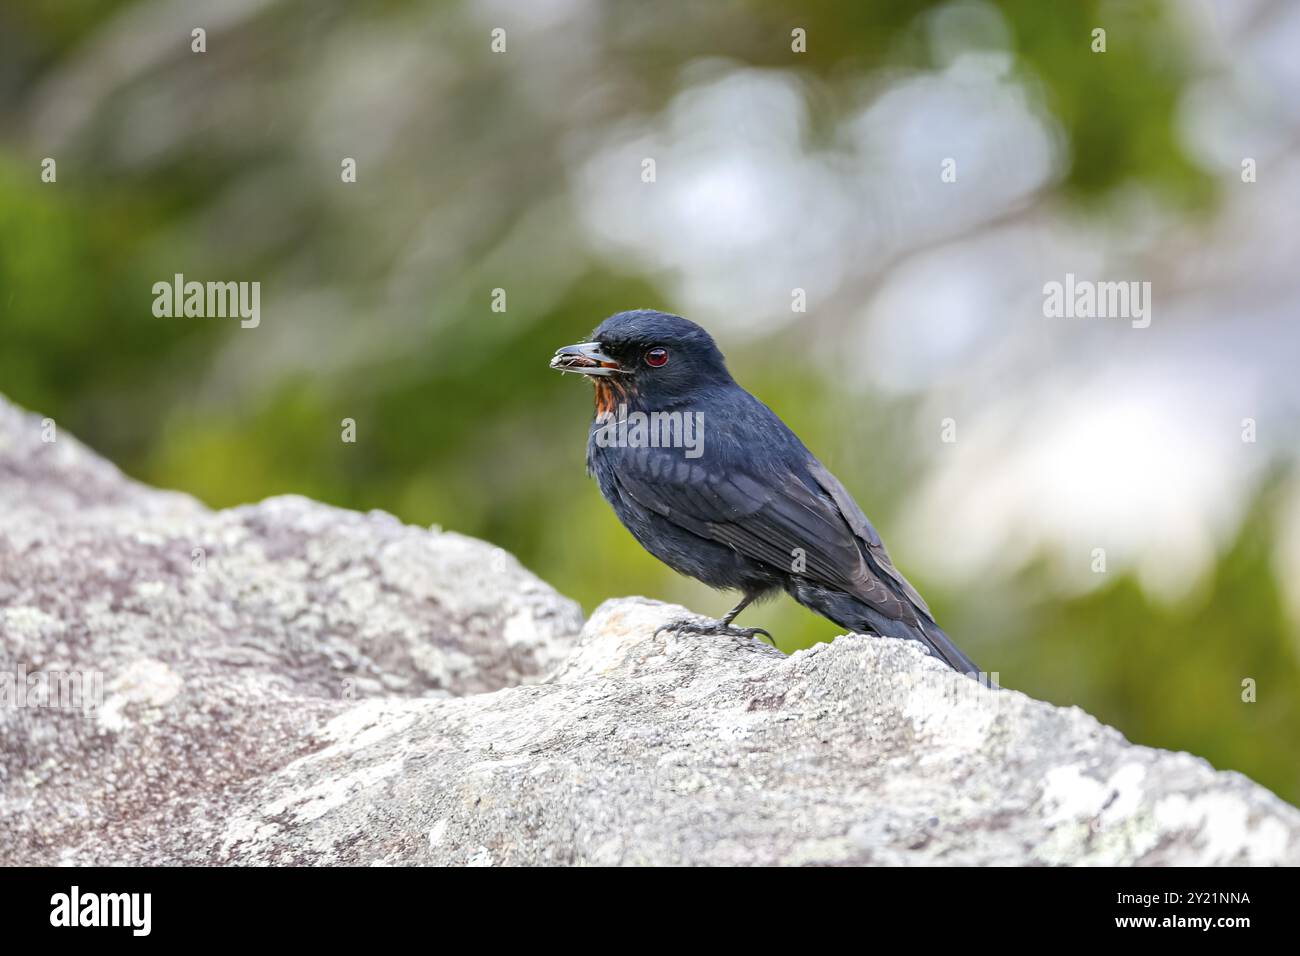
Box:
[550,309,980,675]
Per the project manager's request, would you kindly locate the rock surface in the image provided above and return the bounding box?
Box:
[2,394,1298,865]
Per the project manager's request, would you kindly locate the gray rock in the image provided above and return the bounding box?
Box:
[1,394,1297,865]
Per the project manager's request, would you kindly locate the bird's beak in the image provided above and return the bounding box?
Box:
[549,342,625,377]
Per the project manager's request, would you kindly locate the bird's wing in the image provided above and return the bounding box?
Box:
[607,443,920,623]
[804,457,934,619]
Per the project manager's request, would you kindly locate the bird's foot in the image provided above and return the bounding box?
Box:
[655,617,778,648]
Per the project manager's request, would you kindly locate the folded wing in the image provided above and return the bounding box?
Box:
[607,441,928,626]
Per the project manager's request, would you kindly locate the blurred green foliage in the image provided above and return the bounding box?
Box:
[1,0,1296,805]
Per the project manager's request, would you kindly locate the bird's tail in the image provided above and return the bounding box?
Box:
[870,614,984,680]
[788,583,987,681]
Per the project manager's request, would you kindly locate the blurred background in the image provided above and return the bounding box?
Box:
[2,0,1299,802]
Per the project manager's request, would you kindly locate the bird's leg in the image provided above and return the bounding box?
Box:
[655,592,778,648]
[719,592,756,626]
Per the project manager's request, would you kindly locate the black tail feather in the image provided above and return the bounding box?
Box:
[905,620,982,678]
[786,581,987,680]
[869,616,985,679]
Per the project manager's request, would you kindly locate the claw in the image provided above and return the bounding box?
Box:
[655,617,779,649]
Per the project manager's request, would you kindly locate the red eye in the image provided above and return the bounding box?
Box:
[645,347,669,367]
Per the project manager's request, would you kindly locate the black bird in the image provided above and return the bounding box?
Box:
[550,309,979,675]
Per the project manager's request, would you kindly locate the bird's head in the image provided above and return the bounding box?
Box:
[550,310,732,411]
